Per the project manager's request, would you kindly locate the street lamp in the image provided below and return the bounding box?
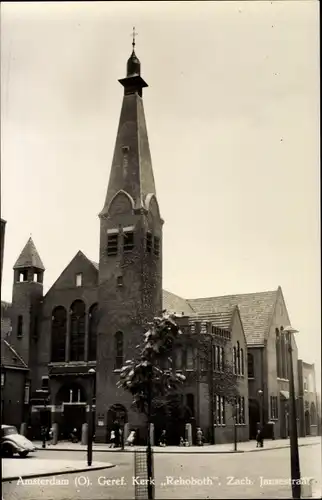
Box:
[87,368,96,467]
[258,389,264,430]
[233,404,237,452]
[283,325,301,499]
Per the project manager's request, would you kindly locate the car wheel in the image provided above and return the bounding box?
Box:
[3,445,14,457]
[19,451,29,458]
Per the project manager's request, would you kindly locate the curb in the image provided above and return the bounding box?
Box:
[34,441,320,454]
[248,442,320,453]
[2,463,115,483]
[36,447,245,454]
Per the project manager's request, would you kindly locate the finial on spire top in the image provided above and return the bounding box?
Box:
[132,26,138,50]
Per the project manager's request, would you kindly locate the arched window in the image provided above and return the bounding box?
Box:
[247,353,254,378]
[51,306,67,362]
[236,341,240,375]
[233,347,237,374]
[114,331,123,370]
[88,303,98,361]
[240,348,244,375]
[70,300,86,361]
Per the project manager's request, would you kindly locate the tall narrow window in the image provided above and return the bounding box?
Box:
[24,383,30,404]
[76,273,82,287]
[146,232,153,253]
[175,349,183,370]
[17,315,23,338]
[123,231,134,252]
[247,353,254,378]
[114,331,123,369]
[107,232,118,256]
[212,345,217,370]
[88,303,98,361]
[276,329,281,378]
[240,397,245,424]
[186,393,195,417]
[233,347,237,374]
[70,300,86,361]
[41,376,49,390]
[214,395,220,425]
[220,347,225,372]
[236,341,240,375]
[186,346,194,370]
[240,348,244,375]
[154,236,160,257]
[51,306,67,362]
[216,346,221,371]
[220,396,225,425]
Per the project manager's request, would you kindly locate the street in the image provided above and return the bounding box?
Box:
[2,443,321,499]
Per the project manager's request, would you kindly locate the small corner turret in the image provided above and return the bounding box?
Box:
[13,237,45,285]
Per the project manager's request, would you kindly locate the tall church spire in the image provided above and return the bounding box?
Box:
[100,35,156,215]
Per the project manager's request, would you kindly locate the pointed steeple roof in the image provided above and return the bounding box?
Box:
[100,39,156,215]
[13,237,45,270]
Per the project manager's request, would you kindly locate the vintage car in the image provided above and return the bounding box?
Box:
[1,424,36,457]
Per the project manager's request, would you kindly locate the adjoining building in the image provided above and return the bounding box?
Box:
[298,360,319,436]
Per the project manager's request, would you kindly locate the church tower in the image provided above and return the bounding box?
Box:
[11,238,45,384]
[96,36,163,440]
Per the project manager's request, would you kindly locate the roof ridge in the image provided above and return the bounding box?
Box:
[3,339,28,368]
[187,289,278,302]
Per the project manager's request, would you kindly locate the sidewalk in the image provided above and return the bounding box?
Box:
[33,436,321,454]
[2,457,115,482]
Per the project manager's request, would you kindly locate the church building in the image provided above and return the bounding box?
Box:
[1,39,318,445]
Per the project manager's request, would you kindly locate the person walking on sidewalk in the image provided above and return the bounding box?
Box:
[109,430,116,448]
[196,427,204,446]
[256,428,264,448]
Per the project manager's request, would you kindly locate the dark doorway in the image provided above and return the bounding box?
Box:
[56,382,87,439]
[63,405,86,440]
[153,395,192,446]
[107,404,128,444]
[248,399,260,439]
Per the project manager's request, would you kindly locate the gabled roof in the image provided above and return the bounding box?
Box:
[190,307,236,331]
[162,290,195,316]
[90,260,99,271]
[188,290,278,345]
[1,339,28,369]
[13,237,45,270]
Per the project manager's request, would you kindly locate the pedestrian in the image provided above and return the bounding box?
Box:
[256,428,264,448]
[109,430,116,448]
[196,427,204,446]
[179,437,184,447]
[159,430,166,447]
[126,430,135,446]
[48,427,53,446]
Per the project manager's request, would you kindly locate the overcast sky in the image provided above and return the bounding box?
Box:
[1,1,320,383]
